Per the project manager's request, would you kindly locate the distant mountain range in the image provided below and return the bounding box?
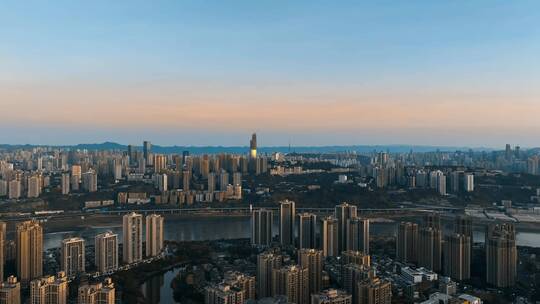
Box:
[0,142,502,154]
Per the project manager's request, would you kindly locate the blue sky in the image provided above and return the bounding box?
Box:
[1,1,539,147]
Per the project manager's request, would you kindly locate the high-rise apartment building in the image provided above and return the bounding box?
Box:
[417,227,442,272]
[220,171,229,191]
[356,277,392,304]
[341,251,371,267]
[251,209,273,246]
[257,252,282,298]
[298,213,317,249]
[30,272,68,304]
[335,203,357,253]
[346,217,369,254]
[95,231,118,273]
[156,173,167,192]
[146,214,164,257]
[61,237,85,277]
[463,173,474,192]
[311,289,352,304]
[208,172,216,192]
[280,200,296,246]
[205,283,245,304]
[341,264,371,300]
[486,222,517,288]
[443,233,471,281]
[224,271,256,300]
[61,172,70,195]
[182,170,191,191]
[298,249,323,296]
[0,276,20,304]
[27,175,40,198]
[122,212,143,264]
[153,154,166,173]
[396,222,418,263]
[78,278,115,304]
[82,170,97,192]
[454,215,473,259]
[320,216,339,257]
[16,220,43,285]
[8,180,21,199]
[272,265,309,304]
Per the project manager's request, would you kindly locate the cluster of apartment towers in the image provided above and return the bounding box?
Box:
[218,200,385,304]
[244,201,517,304]
[0,212,164,304]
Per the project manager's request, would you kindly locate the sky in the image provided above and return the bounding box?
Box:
[1,1,539,147]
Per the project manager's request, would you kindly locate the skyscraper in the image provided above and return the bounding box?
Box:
[146,214,164,257]
[251,209,273,246]
[341,264,371,300]
[182,170,191,191]
[16,220,43,285]
[443,233,471,281]
[8,180,21,199]
[153,154,166,173]
[335,203,357,253]
[81,170,97,192]
[396,222,418,263]
[505,144,512,161]
[30,272,68,304]
[298,213,317,249]
[27,176,40,198]
[0,276,20,304]
[257,253,282,298]
[250,133,257,159]
[61,237,85,277]
[298,249,323,296]
[320,216,339,257]
[61,172,70,195]
[208,172,216,192]
[279,200,296,246]
[143,141,152,162]
[454,216,473,261]
[122,212,143,264]
[463,173,474,192]
[486,222,517,288]
[95,231,118,273]
[346,217,369,254]
[272,265,309,304]
[417,227,442,272]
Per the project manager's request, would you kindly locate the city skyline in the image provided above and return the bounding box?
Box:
[2,1,540,146]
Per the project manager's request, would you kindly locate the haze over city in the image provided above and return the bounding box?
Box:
[2,1,539,147]
[2,2,540,304]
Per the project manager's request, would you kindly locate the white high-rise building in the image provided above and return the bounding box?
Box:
[95,231,118,274]
[463,173,474,192]
[122,213,143,264]
[27,176,40,198]
[61,173,70,195]
[8,180,21,199]
[61,237,85,278]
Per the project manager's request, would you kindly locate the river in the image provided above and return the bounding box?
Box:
[40,215,540,304]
